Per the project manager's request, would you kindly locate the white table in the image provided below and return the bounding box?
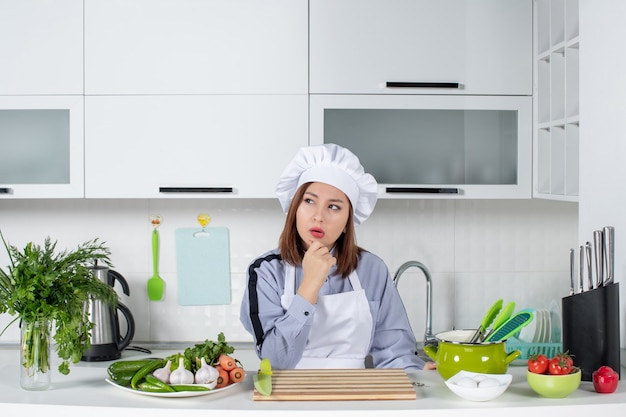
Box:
[1,345,624,417]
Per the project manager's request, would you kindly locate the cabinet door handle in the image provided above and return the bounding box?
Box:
[0,187,13,194]
[159,187,234,193]
[386,82,460,89]
[386,187,459,194]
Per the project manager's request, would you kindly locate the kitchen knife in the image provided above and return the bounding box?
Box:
[593,230,604,288]
[569,248,575,295]
[603,226,615,285]
[585,242,593,291]
[579,245,584,293]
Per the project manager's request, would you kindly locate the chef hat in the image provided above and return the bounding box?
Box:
[276,143,378,225]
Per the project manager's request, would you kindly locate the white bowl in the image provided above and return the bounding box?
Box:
[444,370,512,402]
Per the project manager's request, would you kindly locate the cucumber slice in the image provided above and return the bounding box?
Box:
[253,373,272,396]
[259,358,273,375]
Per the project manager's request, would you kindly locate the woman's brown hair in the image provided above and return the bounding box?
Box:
[278,182,363,278]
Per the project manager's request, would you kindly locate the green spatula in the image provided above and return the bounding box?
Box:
[481,301,516,342]
[469,299,503,343]
[147,215,165,301]
[484,309,534,342]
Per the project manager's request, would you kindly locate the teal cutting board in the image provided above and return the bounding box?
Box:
[175,227,231,305]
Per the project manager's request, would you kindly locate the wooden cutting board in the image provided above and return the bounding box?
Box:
[253,368,416,401]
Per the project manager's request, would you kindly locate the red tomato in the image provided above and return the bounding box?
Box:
[593,366,619,394]
[548,352,574,375]
[528,354,549,374]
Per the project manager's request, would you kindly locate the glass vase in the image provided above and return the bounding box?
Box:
[20,319,52,390]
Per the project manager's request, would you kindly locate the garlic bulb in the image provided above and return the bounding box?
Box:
[169,357,194,385]
[152,360,172,384]
[194,357,219,388]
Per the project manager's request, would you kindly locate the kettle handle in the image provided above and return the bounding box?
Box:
[115,302,135,352]
[109,270,130,296]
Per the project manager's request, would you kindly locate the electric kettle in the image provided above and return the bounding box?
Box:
[81,265,135,361]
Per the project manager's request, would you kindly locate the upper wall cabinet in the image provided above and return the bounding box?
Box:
[0,0,83,95]
[310,0,532,96]
[84,0,308,95]
[84,95,308,198]
[0,96,85,198]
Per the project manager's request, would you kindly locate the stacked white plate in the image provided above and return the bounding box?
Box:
[518,307,558,343]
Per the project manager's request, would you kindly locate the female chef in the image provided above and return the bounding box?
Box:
[240,143,435,370]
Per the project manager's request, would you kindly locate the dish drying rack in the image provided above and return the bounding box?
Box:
[506,337,562,361]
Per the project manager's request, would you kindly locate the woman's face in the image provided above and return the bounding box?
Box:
[296,182,351,250]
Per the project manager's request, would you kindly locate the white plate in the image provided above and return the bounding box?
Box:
[532,310,542,343]
[549,299,562,343]
[543,309,552,343]
[518,308,537,343]
[534,309,544,343]
[538,310,548,342]
[105,378,241,398]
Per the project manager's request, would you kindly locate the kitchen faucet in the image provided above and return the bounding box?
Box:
[393,261,436,346]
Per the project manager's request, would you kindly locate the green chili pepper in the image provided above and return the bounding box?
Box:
[108,359,156,376]
[144,374,176,392]
[138,382,171,393]
[170,384,211,392]
[108,372,135,387]
[130,359,166,390]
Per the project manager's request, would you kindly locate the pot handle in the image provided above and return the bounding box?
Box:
[423,344,438,361]
[504,349,521,365]
[116,302,135,352]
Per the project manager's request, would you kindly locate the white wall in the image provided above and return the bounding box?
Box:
[579,1,626,346]
[0,198,577,346]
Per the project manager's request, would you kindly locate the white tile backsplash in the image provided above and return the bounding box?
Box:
[0,198,577,346]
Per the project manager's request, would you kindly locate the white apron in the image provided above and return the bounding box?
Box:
[281,264,373,369]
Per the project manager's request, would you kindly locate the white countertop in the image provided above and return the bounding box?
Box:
[1,346,625,417]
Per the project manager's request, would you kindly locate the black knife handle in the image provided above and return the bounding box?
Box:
[159,187,233,193]
[386,81,460,89]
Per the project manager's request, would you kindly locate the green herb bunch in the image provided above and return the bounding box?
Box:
[0,230,119,375]
[165,332,235,373]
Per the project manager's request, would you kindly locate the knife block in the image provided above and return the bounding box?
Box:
[561,283,620,381]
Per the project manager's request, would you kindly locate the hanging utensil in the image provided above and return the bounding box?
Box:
[484,309,534,342]
[147,215,165,301]
[468,299,503,343]
[481,301,516,342]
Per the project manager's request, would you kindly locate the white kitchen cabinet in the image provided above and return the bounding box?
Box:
[84,95,308,198]
[533,0,579,201]
[310,95,532,199]
[0,96,84,198]
[0,0,83,95]
[84,0,308,95]
[310,0,532,96]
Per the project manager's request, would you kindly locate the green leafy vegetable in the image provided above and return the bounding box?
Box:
[166,332,235,373]
[0,230,119,375]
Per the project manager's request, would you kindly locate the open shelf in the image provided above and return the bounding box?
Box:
[534,0,579,201]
